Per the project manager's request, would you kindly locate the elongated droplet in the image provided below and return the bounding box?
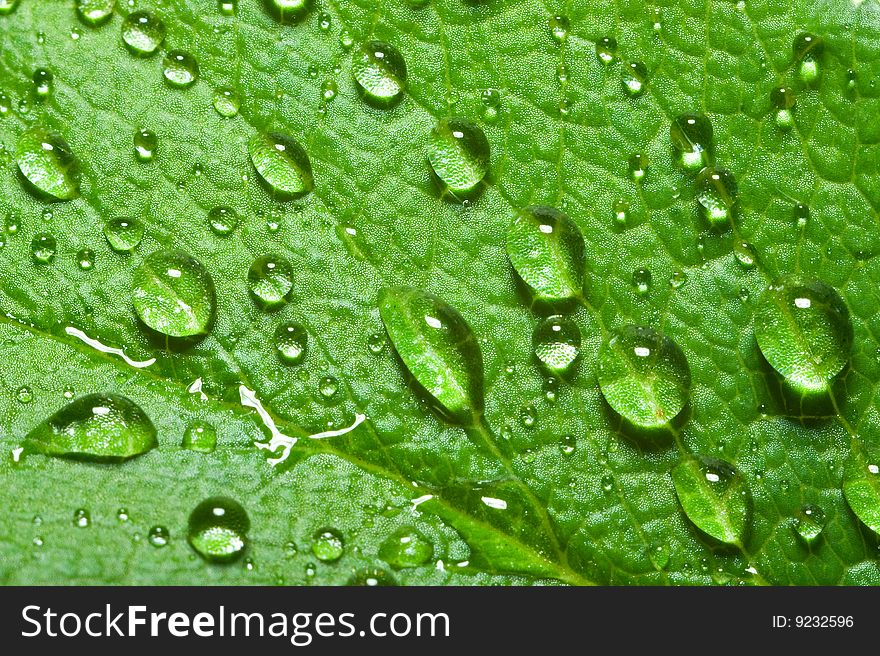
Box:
[76,0,114,26]
[671,455,751,546]
[505,205,585,310]
[598,325,691,428]
[595,36,617,64]
[793,32,823,84]
[628,153,648,182]
[378,286,484,425]
[32,69,53,99]
[378,527,434,569]
[248,254,294,310]
[17,127,81,200]
[353,40,407,107]
[533,315,581,376]
[755,276,852,391]
[622,61,648,97]
[249,132,313,199]
[104,217,144,252]
[733,241,757,268]
[427,119,490,195]
[843,444,880,534]
[26,393,157,460]
[771,86,796,129]
[121,11,166,56]
[275,322,307,364]
[134,128,157,162]
[163,51,199,88]
[212,87,241,117]
[188,497,250,562]
[548,14,568,42]
[133,249,216,338]
[671,113,713,172]
[696,167,738,226]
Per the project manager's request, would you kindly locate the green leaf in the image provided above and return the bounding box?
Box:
[1,0,880,586]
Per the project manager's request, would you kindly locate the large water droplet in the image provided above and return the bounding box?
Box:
[378,286,484,425]
[312,528,344,562]
[17,127,81,200]
[212,86,241,117]
[794,504,826,543]
[248,132,313,199]
[248,254,294,310]
[671,455,751,546]
[163,51,199,88]
[843,443,880,535]
[104,217,144,252]
[670,113,713,172]
[0,0,19,15]
[353,40,407,107]
[598,325,691,427]
[793,32,823,84]
[188,497,250,562]
[696,167,738,226]
[76,0,114,26]
[133,249,217,338]
[31,233,57,263]
[378,527,434,569]
[771,85,796,129]
[121,11,166,56]
[427,119,490,195]
[275,322,307,364]
[26,393,158,460]
[632,267,651,295]
[755,276,852,391]
[182,420,217,453]
[505,205,585,310]
[628,153,648,182]
[263,0,309,23]
[533,315,581,376]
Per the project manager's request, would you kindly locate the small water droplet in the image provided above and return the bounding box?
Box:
[428,119,490,195]
[793,32,823,84]
[339,29,354,49]
[182,420,218,453]
[320,78,337,101]
[595,36,617,65]
[519,404,537,428]
[671,113,714,172]
[348,568,396,586]
[378,527,434,568]
[163,51,199,88]
[794,202,809,227]
[543,375,559,403]
[76,0,114,26]
[601,474,615,492]
[212,86,241,117]
[319,376,338,399]
[632,268,652,295]
[104,217,144,253]
[532,315,581,375]
[17,127,81,200]
[367,332,386,354]
[207,206,239,236]
[733,241,757,268]
[218,0,238,15]
[31,233,57,263]
[32,68,53,99]
[188,497,250,562]
[76,248,95,270]
[312,528,344,562]
[548,14,569,42]
[275,322,307,364]
[669,270,687,289]
[73,508,90,528]
[794,504,826,543]
[696,167,738,227]
[480,88,501,123]
[122,11,166,56]
[611,198,630,227]
[628,153,648,182]
[148,526,170,547]
[622,61,648,97]
[248,132,313,199]
[248,254,294,310]
[560,434,576,454]
[117,508,129,522]
[17,386,33,403]
[317,11,331,30]
[134,128,157,162]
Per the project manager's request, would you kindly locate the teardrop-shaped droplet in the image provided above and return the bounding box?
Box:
[248,132,313,199]
[378,286,484,425]
[32,68,53,99]
[755,275,852,391]
[794,202,809,227]
[793,32,823,84]
[622,61,648,97]
[548,14,568,42]
[378,527,434,569]
[670,112,714,172]
[353,40,407,107]
[76,0,114,26]
[843,443,880,534]
[121,11,166,56]
[696,166,737,227]
[17,127,81,200]
[207,206,239,236]
[671,455,751,546]
[182,420,217,453]
[612,199,630,226]
[275,321,307,364]
[480,88,501,123]
[263,0,309,23]
[104,217,144,252]
[162,50,199,88]
[134,128,157,162]
[26,393,158,460]
[427,119,490,195]
[212,86,241,117]
[628,153,648,182]
[133,249,216,338]
[248,254,294,310]
[505,205,585,310]
[312,528,344,562]
[188,497,250,563]
[794,504,826,543]
[670,270,687,289]
[598,325,691,428]
[31,233,57,263]
[595,36,617,64]
[533,315,581,376]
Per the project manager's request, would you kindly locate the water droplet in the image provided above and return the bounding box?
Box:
[669,270,687,289]
[794,202,809,227]
[317,11,331,30]
[207,206,239,236]
[26,393,157,460]
[188,497,250,563]
[480,88,501,123]
[248,254,294,310]
[598,325,691,428]
[548,14,569,42]
[209,86,241,118]
[275,322,307,364]
[378,527,433,569]
[505,205,585,310]
[367,332,385,354]
[76,248,95,270]
[555,63,568,84]
[218,0,237,15]
[427,119,490,195]
[755,276,852,391]
[148,526,170,547]
[733,241,757,268]
[770,85,796,128]
[32,68,53,99]
[348,568,397,586]
[73,508,91,528]
[560,434,576,454]
[628,153,648,183]
[17,127,81,200]
[133,128,157,162]
[601,474,615,492]
[17,386,33,403]
[378,286,484,425]
[793,32,823,84]
[794,504,826,543]
[320,78,337,102]
[352,40,407,107]
[543,375,559,403]
[339,29,354,49]
[596,36,617,64]
[519,404,537,428]
[671,113,713,172]
[611,198,630,227]
[318,376,338,399]
[76,0,114,25]
[133,249,217,338]
[622,61,648,97]
[632,268,651,295]
[182,420,218,453]
[696,167,738,227]
[312,528,344,562]
[0,0,19,15]
[533,315,581,375]
[104,217,144,252]
[248,132,313,199]
[263,0,308,22]
[31,233,57,263]
[671,455,751,546]
[162,50,199,88]
[121,11,166,56]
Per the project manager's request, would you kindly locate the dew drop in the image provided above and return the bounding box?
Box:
[17,127,81,200]
[320,79,337,102]
[31,233,57,264]
[598,325,691,428]
[367,332,385,354]
[248,132,313,199]
[596,36,617,65]
[134,128,157,162]
[103,217,144,253]
[317,11,331,30]
[263,0,309,23]
[771,85,796,128]
[318,376,338,399]
[733,241,757,268]
[212,86,241,117]
[312,528,344,562]
[480,88,501,123]
[793,32,823,84]
[548,14,569,42]
[339,29,354,49]
[188,497,250,563]
[427,119,490,195]
[32,68,53,99]
[163,51,199,88]
[560,434,576,454]
[794,504,826,543]
[533,315,581,375]
[275,322,307,364]
[207,206,239,236]
[76,248,95,270]
[612,199,630,227]
[622,61,648,97]
[148,526,170,547]
[379,527,434,569]
[76,0,114,25]
[248,254,294,310]
[0,0,19,15]
[632,267,652,295]
[133,249,216,338]
[73,508,90,528]
[669,270,687,289]
[182,420,218,453]
[843,444,880,534]
[601,474,615,492]
[218,0,237,15]
[352,40,407,107]
[696,167,738,227]
[519,405,537,428]
[628,153,648,182]
[349,568,397,586]
[794,202,809,227]
[17,386,33,403]
[671,113,714,172]
[121,11,166,56]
